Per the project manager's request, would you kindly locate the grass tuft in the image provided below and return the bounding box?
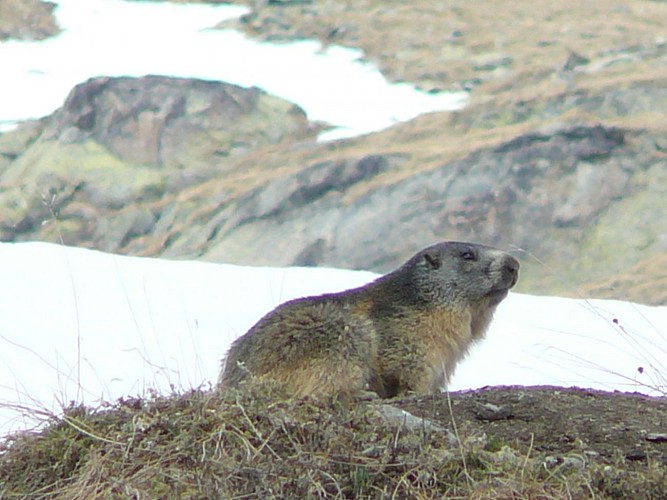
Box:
[1,386,666,498]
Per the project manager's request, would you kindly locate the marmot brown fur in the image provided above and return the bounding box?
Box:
[218,241,519,399]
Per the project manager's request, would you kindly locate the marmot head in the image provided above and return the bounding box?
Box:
[407,241,519,307]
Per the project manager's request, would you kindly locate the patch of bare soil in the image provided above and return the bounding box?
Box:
[403,386,667,466]
[400,386,667,497]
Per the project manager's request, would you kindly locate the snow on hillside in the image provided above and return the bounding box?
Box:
[1,0,466,140]
[1,242,665,437]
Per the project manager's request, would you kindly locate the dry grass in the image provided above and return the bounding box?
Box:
[2,385,665,498]
[578,253,667,306]
[229,0,667,100]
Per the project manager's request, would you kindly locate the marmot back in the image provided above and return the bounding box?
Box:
[218,241,519,399]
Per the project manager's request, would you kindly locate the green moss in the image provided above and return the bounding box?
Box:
[573,165,667,281]
[3,139,165,199]
[484,435,505,453]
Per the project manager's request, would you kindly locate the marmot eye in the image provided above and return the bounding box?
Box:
[460,249,477,261]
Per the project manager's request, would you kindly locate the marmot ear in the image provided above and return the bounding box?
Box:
[423,248,441,269]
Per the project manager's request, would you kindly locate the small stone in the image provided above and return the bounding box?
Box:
[543,455,585,470]
[375,404,448,436]
[645,433,667,443]
[474,402,512,421]
[562,51,590,71]
[625,448,646,461]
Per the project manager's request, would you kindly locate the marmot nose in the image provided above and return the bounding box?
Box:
[503,255,520,286]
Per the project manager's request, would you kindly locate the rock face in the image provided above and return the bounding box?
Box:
[174,153,406,264]
[48,75,313,169]
[0,75,316,250]
[0,0,60,41]
[183,124,665,298]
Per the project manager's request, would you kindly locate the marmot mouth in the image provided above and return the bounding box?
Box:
[487,287,510,305]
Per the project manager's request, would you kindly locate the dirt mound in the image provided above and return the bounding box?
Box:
[2,386,665,498]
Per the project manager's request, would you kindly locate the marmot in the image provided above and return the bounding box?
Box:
[218,241,519,399]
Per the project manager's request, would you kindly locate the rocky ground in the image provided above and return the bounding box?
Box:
[1,0,666,305]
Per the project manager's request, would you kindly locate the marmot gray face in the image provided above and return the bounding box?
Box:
[218,241,519,399]
[409,241,519,306]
